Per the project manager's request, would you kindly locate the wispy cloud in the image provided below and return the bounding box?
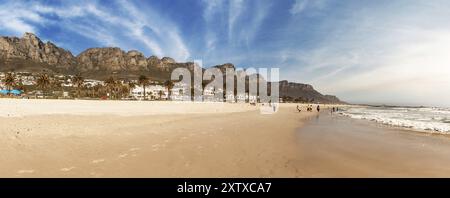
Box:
[202,0,225,51]
[200,0,271,60]
[290,0,308,15]
[236,0,271,47]
[281,1,450,106]
[228,0,244,42]
[0,2,45,35]
[0,0,191,61]
[289,0,328,15]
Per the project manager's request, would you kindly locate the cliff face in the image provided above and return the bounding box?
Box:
[279,80,344,104]
[76,48,147,72]
[0,33,344,103]
[0,33,76,70]
[0,33,196,74]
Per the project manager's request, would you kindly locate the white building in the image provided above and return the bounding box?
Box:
[202,86,224,102]
[84,79,104,88]
[130,85,168,100]
[170,82,191,101]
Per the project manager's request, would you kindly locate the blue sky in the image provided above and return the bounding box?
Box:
[1,0,450,106]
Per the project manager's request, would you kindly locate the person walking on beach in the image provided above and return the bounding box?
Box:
[297,105,301,112]
[317,105,320,112]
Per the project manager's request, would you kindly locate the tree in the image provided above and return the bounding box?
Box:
[15,78,25,93]
[2,72,16,95]
[36,73,51,98]
[164,80,174,100]
[158,90,164,100]
[93,84,103,98]
[127,81,136,98]
[51,78,63,98]
[119,84,130,99]
[138,75,150,100]
[72,73,84,98]
[128,81,137,90]
[104,76,116,99]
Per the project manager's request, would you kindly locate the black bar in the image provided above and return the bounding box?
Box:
[1,178,450,196]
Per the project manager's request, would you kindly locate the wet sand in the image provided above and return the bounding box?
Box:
[296,113,450,177]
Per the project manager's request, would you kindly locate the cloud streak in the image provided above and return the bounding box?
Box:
[0,0,191,60]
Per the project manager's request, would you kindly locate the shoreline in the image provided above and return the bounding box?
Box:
[295,112,450,177]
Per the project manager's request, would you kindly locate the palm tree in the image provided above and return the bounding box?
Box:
[164,80,174,100]
[138,75,150,100]
[15,78,25,93]
[36,73,51,98]
[2,72,16,95]
[127,81,136,99]
[119,84,130,99]
[104,76,116,99]
[158,90,164,100]
[93,84,103,98]
[51,79,62,98]
[72,73,84,98]
[128,81,136,90]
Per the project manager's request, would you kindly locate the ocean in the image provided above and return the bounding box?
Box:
[339,106,450,134]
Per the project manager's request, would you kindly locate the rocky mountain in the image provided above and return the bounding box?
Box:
[0,33,77,71]
[0,33,344,103]
[0,33,197,80]
[278,80,344,103]
[210,64,344,103]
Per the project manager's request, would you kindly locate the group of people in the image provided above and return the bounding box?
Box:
[297,104,320,112]
[296,104,343,114]
[330,107,340,114]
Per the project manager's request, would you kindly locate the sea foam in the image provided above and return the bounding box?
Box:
[340,106,450,134]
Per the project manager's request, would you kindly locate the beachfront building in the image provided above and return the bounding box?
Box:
[170,82,191,101]
[203,86,224,102]
[130,85,168,100]
[0,72,35,86]
[225,93,250,103]
[84,79,104,88]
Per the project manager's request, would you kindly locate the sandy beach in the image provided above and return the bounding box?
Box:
[2,99,450,177]
[0,99,312,177]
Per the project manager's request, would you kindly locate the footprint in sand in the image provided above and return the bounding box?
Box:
[118,153,128,158]
[90,172,102,177]
[91,159,105,164]
[129,148,141,152]
[152,144,166,151]
[17,169,35,174]
[60,167,76,172]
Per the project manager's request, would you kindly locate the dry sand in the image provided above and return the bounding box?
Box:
[2,98,450,177]
[0,99,319,177]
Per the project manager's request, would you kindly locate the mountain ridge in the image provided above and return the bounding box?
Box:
[0,32,344,103]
